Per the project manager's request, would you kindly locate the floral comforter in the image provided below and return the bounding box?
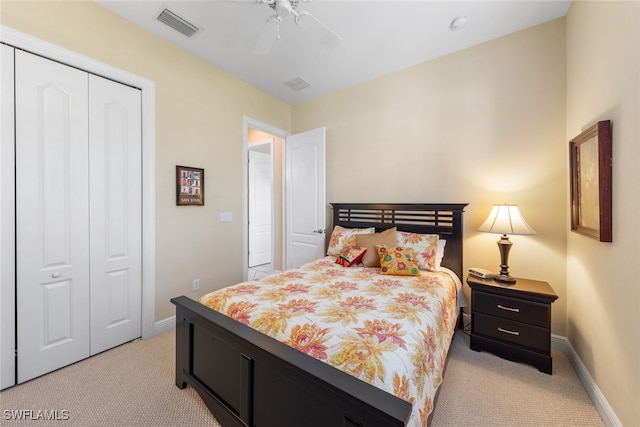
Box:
[199,256,461,427]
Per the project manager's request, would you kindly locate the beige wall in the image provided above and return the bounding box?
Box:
[4,1,639,423]
[566,1,640,425]
[0,0,292,321]
[293,18,568,335]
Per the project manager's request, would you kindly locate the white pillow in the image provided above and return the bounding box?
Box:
[435,239,446,270]
[326,225,375,256]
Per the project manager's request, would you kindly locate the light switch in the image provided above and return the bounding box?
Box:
[220,212,233,222]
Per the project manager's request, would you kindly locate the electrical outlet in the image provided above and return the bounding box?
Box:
[192,279,200,291]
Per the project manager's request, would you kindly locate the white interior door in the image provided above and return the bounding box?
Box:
[15,51,91,383]
[285,127,326,269]
[0,43,16,390]
[89,75,142,355]
[248,146,273,267]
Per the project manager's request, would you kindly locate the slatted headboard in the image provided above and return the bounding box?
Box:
[330,203,468,280]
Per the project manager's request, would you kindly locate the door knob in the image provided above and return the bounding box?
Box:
[313,229,325,234]
[51,272,61,278]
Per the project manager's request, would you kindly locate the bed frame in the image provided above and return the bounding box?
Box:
[172,203,467,427]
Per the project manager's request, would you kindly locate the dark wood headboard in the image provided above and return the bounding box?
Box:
[331,203,468,280]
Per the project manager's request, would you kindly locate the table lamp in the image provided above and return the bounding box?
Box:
[477,204,535,283]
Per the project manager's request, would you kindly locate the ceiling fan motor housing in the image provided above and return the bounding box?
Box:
[270,0,299,17]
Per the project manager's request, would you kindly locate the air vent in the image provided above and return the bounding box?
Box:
[283,77,312,92]
[157,8,200,38]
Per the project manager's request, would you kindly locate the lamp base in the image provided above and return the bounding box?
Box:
[496,235,516,284]
[493,274,516,284]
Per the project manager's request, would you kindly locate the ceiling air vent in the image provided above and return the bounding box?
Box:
[283,77,312,92]
[157,8,200,38]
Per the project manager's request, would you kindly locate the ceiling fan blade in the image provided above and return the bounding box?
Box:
[254,16,280,55]
[296,11,341,50]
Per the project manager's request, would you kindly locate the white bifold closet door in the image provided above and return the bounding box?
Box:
[16,51,91,383]
[15,50,141,383]
[88,74,142,355]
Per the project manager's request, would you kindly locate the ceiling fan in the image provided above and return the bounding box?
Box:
[254,0,341,54]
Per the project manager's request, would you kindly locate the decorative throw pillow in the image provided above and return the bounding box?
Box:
[376,245,421,276]
[335,246,367,267]
[327,226,375,256]
[396,231,439,271]
[355,227,397,267]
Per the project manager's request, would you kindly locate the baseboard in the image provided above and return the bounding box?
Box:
[552,335,622,427]
[153,316,176,336]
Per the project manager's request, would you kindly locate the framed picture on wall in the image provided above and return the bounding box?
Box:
[176,165,205,206]
[569,120,612,242]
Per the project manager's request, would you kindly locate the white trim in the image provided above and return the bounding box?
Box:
[552,335,622,427]
[0,43,16,391]
[242,117,289,280]
[154,316,176,336]
[0,26,156,345]
[551,334,569,352]
[140,85,157,340]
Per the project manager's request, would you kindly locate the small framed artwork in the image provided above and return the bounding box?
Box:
[176,165,205,206]
[569,120,612,242]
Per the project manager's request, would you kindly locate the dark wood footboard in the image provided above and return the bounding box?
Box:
[172,295,411,427]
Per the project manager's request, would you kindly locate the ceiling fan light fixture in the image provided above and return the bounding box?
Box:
[450,16,468,31]
[255,0,341,54]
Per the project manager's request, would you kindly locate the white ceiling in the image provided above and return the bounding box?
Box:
[96,0,571,105]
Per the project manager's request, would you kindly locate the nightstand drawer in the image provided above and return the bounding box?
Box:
[474,291,549,326]
[474,312,550,353]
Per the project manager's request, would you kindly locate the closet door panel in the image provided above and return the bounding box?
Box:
[89,75,142,354]
[15,51,90,383]
[0,44,16,390]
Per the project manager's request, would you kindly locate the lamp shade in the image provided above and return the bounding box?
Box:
[478,204,535,236]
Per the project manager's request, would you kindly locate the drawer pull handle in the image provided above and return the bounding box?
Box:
[498,327,520,336]
[497,304,520,313]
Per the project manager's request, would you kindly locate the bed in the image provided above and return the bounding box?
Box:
[171,203,467,427]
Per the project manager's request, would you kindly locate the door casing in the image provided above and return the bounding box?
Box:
[243,117,288,281]
[243,118,327,278]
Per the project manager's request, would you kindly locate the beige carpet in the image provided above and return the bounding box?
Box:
[1,330,604,427]
[1,331,219,427]
[430,333,604,426]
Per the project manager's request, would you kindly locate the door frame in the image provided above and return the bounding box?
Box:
[0,26,157,389]
[242,117,288,281]
[0,43,15,390]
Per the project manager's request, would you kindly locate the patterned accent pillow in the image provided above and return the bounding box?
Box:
[396,231,439,271]
[327,226,375,256]
[376,245,421,276]
[335,246,367,267]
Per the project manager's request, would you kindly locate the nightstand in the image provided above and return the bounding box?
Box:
[467,275,558,374]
